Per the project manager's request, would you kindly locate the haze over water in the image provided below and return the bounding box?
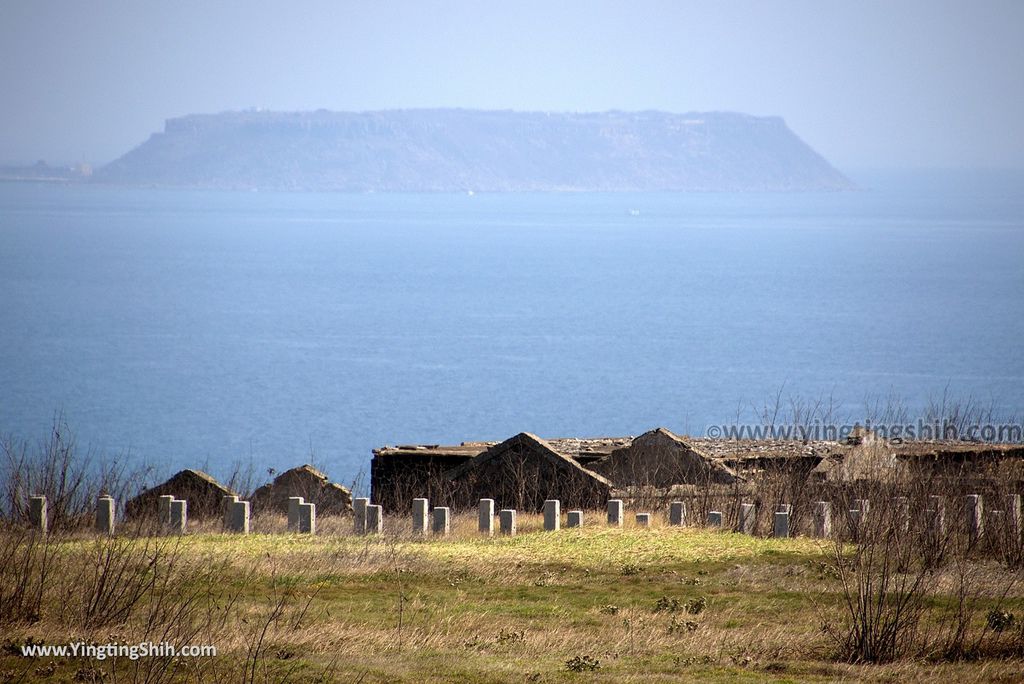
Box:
[1,172,1022,486]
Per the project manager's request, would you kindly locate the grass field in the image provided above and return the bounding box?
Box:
[2,512,1024,683]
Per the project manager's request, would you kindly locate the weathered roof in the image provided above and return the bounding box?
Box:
[545,437,633,460]
[444,432,614,487]
[888,441,1024,458]
[250,463,353,515]
[691,438,850,462]
[590,427,742,485]
[375,434,1023,467]
[125,469,235,518]
[373,436,630,463]
[373,443,493,458]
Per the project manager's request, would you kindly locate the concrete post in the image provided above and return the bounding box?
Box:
[432,507,450,536]
[158,494,174,527]
[708,511,723,528]
[29,496,47,535]
[927,495,946,537]
[894,496,910,534]
[739,503,756,535]
[813,501,832,538]
[96,496,115,535]
[636,513,651,527]
[1007,494,1022,541]
[966,494,984,544]
[287,496,305,532]
[222,495,238,529]
[854,499,870,521]
[849,509,862,538]
[365,504,383,534]
[567,510,583,528]
[299,502,316,534]
[169,499,187,534]
[774,511,790,538]
[669,501,686,526]
[478,499,494,536]
[412,498,429,535]
[989,509,1005,543]
[607,499,623,527]
[499,509,517,536]
[230,500,250,534]
[543,499,560,531]
[354,497,369,535]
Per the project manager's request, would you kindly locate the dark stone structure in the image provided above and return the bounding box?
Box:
[371,443,483,512]
[125,469,235,519]
[445,433,614,512]
[589,428,740,487]
[370,428,1024,515]
[250,464,353,516]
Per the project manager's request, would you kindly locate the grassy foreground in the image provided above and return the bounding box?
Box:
[3,513,1024,683]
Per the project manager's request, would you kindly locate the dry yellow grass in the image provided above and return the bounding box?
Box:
[2,514,1023,683]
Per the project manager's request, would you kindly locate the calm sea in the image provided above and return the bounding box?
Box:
[2,172,1023,486]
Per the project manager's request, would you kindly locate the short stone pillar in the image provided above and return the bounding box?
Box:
[773,511,790,538]
[1007,494,1022,540]
[707,511,723,528]
[96,496,115,535]
[813,501,832,538]
[669,501,686,527]
[607,499,623,527]
[222,495,238,529]
[966,494,984,543]
[927,495,946,537]
[543,499,560,531]
[433,507,451,536]
[354,497,369,535]
[29,496,47,535]
[739,503,756,535]
[230,500,250,534]
[169,499,187,534]
[989,509,1005,541]
[894,496,910,534]
[299,502,316,534]
[636,513,651,527]
[287,496,305,532]
[566,510,583,528]
[158,494,175,526]
[412,498,429,535]
[499,509,517,535]
[848,509,863,538]
[365,504,383,534]
[478,499,495,536]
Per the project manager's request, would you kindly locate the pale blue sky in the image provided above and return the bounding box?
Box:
[1,1,1022,169]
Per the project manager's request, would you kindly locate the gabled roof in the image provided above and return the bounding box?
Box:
[592,427,741,484]
[125,468,236,518]
[250,463,353,514]
[649,427,689,444]
[274,463,329,482]
[445,432,614,487]
[136,468,234,497]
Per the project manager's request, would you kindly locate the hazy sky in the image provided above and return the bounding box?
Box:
[1,1,1022,169]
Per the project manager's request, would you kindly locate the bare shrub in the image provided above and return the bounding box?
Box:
[0,528,59,625]
[825,494,933,662]
[0,413,152,531]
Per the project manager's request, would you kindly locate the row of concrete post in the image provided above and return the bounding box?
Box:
[19,493,1023,542]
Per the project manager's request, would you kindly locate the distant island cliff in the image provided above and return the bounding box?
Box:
[93,109,855,192]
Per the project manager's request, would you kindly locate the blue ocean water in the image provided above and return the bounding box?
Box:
[1,172,1023,485]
